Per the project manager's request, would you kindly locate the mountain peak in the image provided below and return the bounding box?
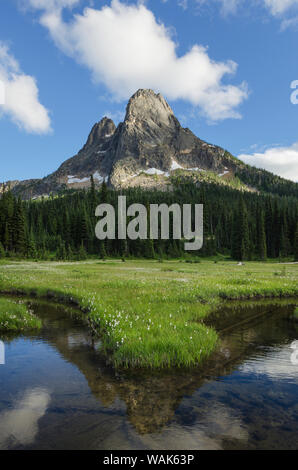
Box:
[8,88,249,198]
[124,89,175,127]
[85,117,116,147]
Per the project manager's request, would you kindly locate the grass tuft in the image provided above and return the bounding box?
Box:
[0,298,41,332]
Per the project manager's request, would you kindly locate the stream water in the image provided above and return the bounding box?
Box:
[0,298,297,450]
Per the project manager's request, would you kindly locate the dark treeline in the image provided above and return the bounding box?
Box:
[0,176,297,261]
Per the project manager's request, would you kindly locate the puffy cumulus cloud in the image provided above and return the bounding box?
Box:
[32,0,248,121]
[238,143,298,182]
[0,43,51,133]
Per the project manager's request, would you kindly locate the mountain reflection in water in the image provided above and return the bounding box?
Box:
[0,298,297,450]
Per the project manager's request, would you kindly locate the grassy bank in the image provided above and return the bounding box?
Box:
[0,259,297,367]
[0,298,41,332]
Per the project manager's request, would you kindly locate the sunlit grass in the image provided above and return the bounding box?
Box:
[0,259,297,367]
[0,298,41,332]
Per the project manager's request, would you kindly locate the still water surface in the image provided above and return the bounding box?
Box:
[0,299,297,450]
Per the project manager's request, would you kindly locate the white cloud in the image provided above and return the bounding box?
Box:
[29,0,248,121]
[219,0,241,14]
[0,43,51,133]
[104,109,125,123]
[263,0,298,15]
[195,0,242,16]
[178,0,189,10]
[190,0,298,18]
[26,0,80,12]
[238,142,298,182]
[0,388,50,448]
[280,15,298,30]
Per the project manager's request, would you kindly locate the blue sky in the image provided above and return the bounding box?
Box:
[1,0,298,181]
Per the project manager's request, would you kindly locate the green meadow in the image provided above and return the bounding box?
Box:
[0,259,297,368]
[0,297,41,332]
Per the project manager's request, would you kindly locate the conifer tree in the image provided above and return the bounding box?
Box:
[28,233,37,259]
[67,245,74,261]
[78,241,87,260]
[80,210,90,249]
[231,210,240,260]
[256,209,267,260]
[89,175,97,211]
[280,212,291,257]
[0,241,5,258]
[294,224,298,261]
[4,223,10,251]
[231,198,249,260]
[265,198,274,257]
[145,238,155,259]
[99,241,107,260]
[14,197,26,254]
[101,181,108,203]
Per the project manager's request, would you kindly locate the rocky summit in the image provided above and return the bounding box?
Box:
[3,89,247,199]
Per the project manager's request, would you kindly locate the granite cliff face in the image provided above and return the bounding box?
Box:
[108,89,237,188]
[4,89,242,199]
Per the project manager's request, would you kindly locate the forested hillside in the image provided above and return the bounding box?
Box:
[235,164,298,198]
[1,175,297,262]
